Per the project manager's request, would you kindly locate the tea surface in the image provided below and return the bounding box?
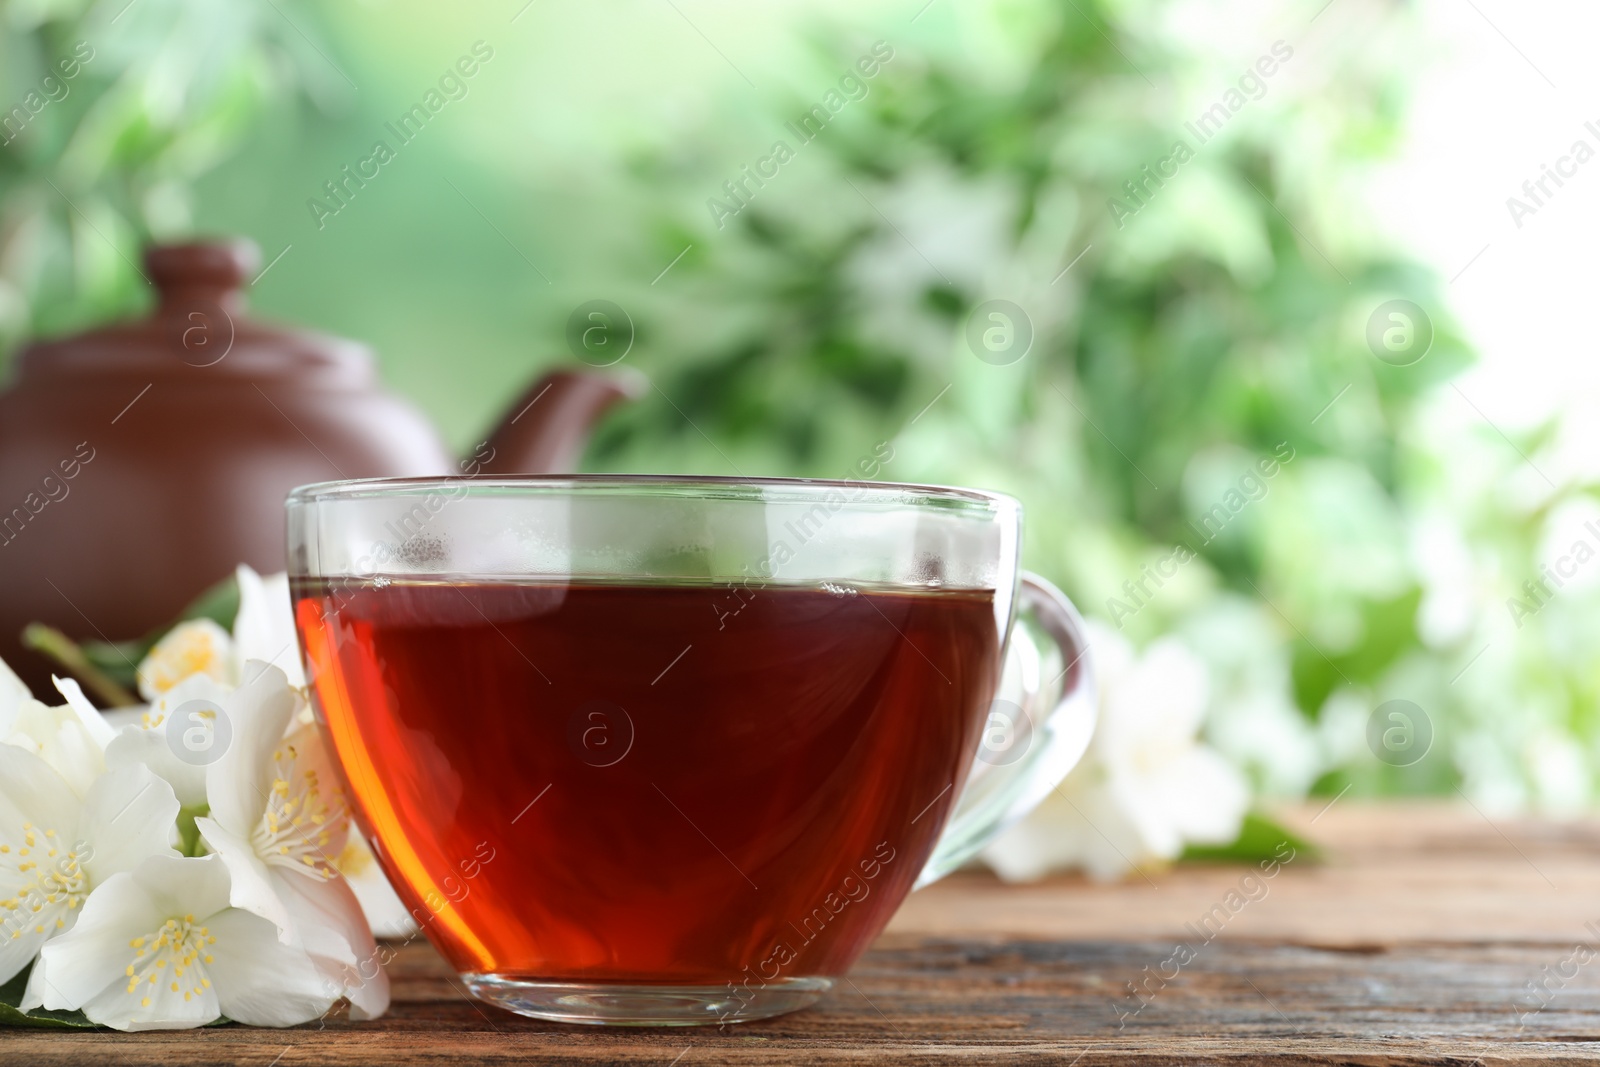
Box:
[294,578,999,985]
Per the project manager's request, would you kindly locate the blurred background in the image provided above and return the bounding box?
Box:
[2,0,1596,868]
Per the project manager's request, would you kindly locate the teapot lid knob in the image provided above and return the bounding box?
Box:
[144,239,261,311]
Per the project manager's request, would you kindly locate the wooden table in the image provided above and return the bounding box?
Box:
[7,801,1600,1064]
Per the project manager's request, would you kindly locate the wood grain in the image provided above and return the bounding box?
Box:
[4,802,1598,1064]
[891,799,1600,947]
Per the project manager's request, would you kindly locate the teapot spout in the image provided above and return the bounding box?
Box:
[476,368,645,474]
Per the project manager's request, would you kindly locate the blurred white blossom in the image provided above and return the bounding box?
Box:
[983,622,1249,881]
[136,620,236,702]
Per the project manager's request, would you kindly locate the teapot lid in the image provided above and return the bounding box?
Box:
[15,238,374,386]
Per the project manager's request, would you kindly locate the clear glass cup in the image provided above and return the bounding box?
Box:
[286,475,1094,1026]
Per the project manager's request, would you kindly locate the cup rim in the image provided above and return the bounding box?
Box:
[286,474,1019,514]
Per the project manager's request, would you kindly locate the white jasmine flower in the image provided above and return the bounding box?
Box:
[0,562,391,1031]
[195,662,388,1019]
[983,623,1249,881]
[0,750,178,986]
[120,568,402,957]
[136,619,236,702]
[120,568,310,752]
[233,567,408,943]
[25,854,337,1031]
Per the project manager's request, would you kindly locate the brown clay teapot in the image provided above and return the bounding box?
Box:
[0,238,641,695]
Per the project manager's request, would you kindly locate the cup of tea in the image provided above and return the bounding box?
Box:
[287,476,1095,1026]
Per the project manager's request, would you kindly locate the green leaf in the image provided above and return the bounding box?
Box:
[176,574,244,631]
[1180,812,1321,864]
[0,964,96,1029]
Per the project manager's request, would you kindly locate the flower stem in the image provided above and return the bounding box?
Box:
[177,805,210,857]
[19,624,140,707]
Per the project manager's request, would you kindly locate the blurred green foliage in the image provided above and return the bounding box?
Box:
[2,0,1593,811]
[0,0,340,345]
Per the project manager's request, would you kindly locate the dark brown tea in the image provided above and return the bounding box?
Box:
[294,578,1000,987]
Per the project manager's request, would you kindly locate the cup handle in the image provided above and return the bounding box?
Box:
[914,571,1097,889]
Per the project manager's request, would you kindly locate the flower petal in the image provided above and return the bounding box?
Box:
[234,567,306,689]
[0,743,81,838]
[1,699,106,799]
[34,870,165,1011]
[0,747,87,984]
[203,664,295,837]
[337,833,419,939]
[1151,747,1251,846]
[268,869,356,966]
[0,656,34,732]
[50,677,118,750]
[0,901,63,987]
[205,908,340,1027]
[129,854,233,928]
[280,721,350,862]
[78,763,180,883]
[273,868,389,1019]
[19,954,50,1011]
[100,673,234,810]
[79,964,219,1031]
[194,817,292,936]
[103,724,207,810]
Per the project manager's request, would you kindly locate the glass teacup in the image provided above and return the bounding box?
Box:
[287,476,1095,1026]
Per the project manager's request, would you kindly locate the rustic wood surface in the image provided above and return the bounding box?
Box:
[6,800,1600,1064]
